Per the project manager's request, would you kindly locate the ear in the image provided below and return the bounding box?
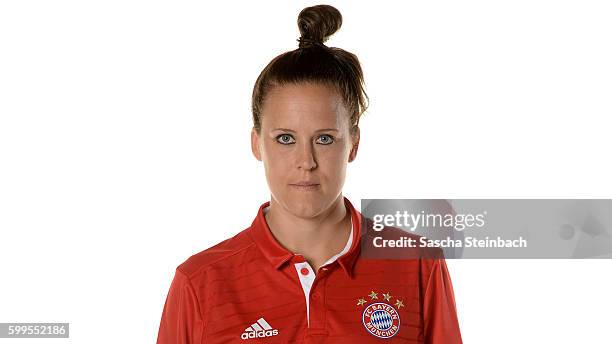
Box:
[251,127,262,161]
[348,126,360,162]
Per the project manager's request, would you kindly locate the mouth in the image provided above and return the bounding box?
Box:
[289,183,320,191]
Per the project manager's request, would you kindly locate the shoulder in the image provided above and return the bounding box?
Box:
[175,226,258,281]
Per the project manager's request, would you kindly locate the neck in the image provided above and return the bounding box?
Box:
[264,195,352,271]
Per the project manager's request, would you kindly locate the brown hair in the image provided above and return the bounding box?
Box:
[251,4,369,136]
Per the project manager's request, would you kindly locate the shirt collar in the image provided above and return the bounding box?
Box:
[247,196,362,278]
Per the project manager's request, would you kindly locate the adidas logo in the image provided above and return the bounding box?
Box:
[240,317,279,340]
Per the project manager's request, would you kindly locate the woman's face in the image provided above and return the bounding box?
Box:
[251,82,360,218]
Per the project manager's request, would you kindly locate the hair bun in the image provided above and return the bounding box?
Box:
[297,4,342,48]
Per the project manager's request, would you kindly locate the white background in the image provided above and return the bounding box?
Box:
[1,0,611,343]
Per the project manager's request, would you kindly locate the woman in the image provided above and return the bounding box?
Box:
[156,4,462,343]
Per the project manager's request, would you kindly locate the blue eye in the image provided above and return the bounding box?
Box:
[316,134,334,145]
[276,134,295,145]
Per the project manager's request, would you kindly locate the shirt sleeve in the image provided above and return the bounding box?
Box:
[156,267,204,344]
[422,254,463,344]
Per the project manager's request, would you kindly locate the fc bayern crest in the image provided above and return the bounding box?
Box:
[361,302,401,338]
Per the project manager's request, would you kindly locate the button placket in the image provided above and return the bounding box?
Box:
[294,261,316,327]
[307,269,328,329]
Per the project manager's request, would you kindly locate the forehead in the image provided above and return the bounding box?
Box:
[261,82,348,128]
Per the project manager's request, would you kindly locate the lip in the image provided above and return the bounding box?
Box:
[291,181,319,186]
[289,182,320,191]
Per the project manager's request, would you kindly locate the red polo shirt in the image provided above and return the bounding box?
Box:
[156,197,462,343]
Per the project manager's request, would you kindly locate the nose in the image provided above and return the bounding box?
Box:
[297,141,317,170]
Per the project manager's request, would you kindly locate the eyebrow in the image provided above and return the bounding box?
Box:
[272,128,339,133]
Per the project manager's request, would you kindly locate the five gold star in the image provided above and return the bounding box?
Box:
[382,292,392,301]
[368,291,378,300]
[395,299,404,309]
[357,298,367,306]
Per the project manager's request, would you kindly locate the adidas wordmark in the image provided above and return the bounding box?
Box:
[241,317,279,340]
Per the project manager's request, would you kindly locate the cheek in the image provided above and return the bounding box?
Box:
[262,145,290,175]
[318,147,349,175]
[266,159,287,176]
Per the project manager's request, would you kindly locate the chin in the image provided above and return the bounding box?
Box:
[281,193,329,218]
